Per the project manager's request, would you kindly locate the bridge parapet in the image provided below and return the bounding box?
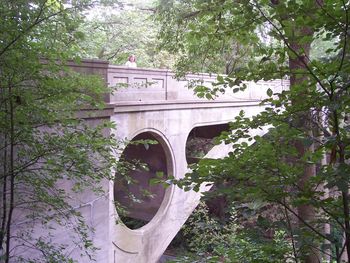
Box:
[107,65,289,104]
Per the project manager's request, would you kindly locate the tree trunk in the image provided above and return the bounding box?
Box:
[289,34,320,263]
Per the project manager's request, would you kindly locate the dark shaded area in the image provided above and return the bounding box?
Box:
[114,132,168,229]
[185,123,229,164]
[185,123,231,220]
[164,123,232,254]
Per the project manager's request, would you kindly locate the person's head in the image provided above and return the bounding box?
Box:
[128,54,136,62]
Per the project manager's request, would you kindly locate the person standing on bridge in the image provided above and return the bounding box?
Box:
[125,54,137,68]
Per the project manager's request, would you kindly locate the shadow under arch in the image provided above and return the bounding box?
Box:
[114,130,174,230]
[185,123,230,164]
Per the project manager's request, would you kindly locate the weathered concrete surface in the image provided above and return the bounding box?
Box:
[81,65,288,263]
[11,61,289,262]
[106,66,288,263]
[107,65,288,103]
[110,103,267,263]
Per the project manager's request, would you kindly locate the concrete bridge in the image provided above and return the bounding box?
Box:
[62,60,289,262]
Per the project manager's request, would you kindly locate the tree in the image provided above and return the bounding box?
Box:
[79,0,175,68]
[0,0,119,262]
[156,0,259,75]
[156,0,350,262]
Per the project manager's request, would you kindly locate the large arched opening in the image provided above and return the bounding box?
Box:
[114,131,173,229]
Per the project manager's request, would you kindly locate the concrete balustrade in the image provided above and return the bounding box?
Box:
[107,65,289,104]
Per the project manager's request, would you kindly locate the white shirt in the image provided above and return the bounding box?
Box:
[125,61,137,68]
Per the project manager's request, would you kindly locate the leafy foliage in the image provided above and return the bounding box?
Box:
[0,0,120,261]
[157,0,350,262]
[79,0,175,68]
[156,0,260,75]
[170,202,292,263]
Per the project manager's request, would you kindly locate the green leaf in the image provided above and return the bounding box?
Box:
[233,88,240,93]
[266,88,273,97]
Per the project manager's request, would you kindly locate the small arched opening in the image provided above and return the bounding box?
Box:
[185,123,230,164]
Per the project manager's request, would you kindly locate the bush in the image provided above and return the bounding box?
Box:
[170,202,293,263]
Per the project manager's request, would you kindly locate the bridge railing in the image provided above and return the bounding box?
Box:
[107,65,289,104]
[66,59,289,104]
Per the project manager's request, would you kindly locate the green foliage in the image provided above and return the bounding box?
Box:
[157,0,350,262]
[79,0,175,68]
[181,202,236,254]
[170,202,292,263]
[0,0,120,261]
[155,0,269,75]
